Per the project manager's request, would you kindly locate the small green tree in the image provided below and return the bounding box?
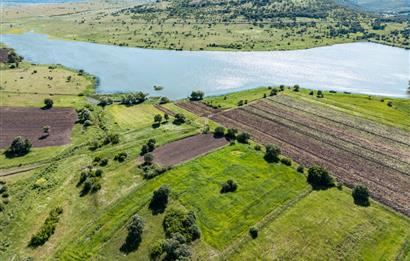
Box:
[307,166,334,189]
[264,144,280,163]
[6,136,32,157]
[214,126,225,138]
[121,214,144,253]
[352,185,370,206]
[237,132,250,143]
[154,114,163,125]
[149,185,171,214]
[44,98,54,109]
[189,90,204,101]
[143,153,154,165]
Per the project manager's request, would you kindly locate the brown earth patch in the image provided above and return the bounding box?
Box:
[176,101,221,117]
[181,96,410,217]
[151,134,228,167]
[0,106,77,148]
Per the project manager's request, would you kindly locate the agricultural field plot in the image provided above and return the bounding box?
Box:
[150,134,228,167]
[0,107,77,148]
[208,95,410,216]
[229,189,410,260]
[106,104,163,130]
[0,65,92,95]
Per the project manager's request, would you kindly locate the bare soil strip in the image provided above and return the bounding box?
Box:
[177,97,410,216]
[152,134,228,167]
[153,104,176,116]
[176,101,221,117]
[0,106,77,148]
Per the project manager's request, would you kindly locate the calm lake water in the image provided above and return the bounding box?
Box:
[1,33,409,99]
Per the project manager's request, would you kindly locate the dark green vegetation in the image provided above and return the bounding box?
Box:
[29,207,63,247]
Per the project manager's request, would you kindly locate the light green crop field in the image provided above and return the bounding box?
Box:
[230,189,410,260]
[287,89,410,132]
[106,104,163,130]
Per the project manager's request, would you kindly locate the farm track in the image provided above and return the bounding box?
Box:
[172,100,410,216]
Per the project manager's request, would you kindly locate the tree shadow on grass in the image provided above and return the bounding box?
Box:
[120,235,142,254]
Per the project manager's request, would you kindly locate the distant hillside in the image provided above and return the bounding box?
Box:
[341,0,410,12]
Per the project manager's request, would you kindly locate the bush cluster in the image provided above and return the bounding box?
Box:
[173,113,186,125]
[77,167,103,196]
[280,157,292,166]
[121,92,148,105]
[140,139,156,155]
[189,90,204,101]
[236,132,250,143]
[114,152,128,162]
[29,207,63,247]
[163,208,201,243]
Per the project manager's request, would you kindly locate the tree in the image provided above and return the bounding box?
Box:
[189,90,204,101]
[147,139,156,152]
[221,179,237,193]
[214,126,225,138]
[307,166,334,189]
[249,227,258,239]
[164,113,169,122]
[121,214,144,253]
[236,132,250,143]
[293,85,300,92]
[352,185,370,206]
[225,128,238,140]
[173,113,186,125]
[6,136,32,157]
[159,96,170,104]
[44,98,54,109]
[264,144,280,163]
[149,185,170,214]
[143,153,154,165]
[154,114,163,125]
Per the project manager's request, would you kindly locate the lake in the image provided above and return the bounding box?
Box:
[1,33,409,99]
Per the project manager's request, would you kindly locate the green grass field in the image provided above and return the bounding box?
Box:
[230,189,410,260]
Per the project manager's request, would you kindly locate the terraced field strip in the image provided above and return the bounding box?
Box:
[207,99,410,217]
[153,104,176,116]
[176,101,221,117]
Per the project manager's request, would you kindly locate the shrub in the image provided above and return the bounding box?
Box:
[147,139,156,152]
[159,96,170,104]
[352,185,370,206]
[254,144,261,151]
[121,214,144,253]
[95,169,103,177]
[296,166,304,173]
[143,153,154,165]
[280,157,292,166]
[249,227,258,239]
[309,90,314,95]
[114,152,128,162]
[78,108,92,124]
[214,126,225,138]
[225,128,238,140]
[236,132,250,143]
[163,234,191,260]
[387,101,393,107]
[29,207,63,247]
[189,90,205,101]
[121,92,148,105]
[264,144,280,163]
[98,97,113,107]
[270,88,278,96]
[221,179,237,193]
[164,113,169,122]
[307,166,334,189]
[293,85,300,92]
[173,113,186,125]
[0,202,4,212]
[279,85,285,91]
[44,98,54,109]
[150,240,165,260]
[149,185,170,214]
[163,208,201,242]
[154,114,163,124]
[237,100,244,106]
[6,136,32,157]
[99,159,109,166]
[317,90,324,98]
